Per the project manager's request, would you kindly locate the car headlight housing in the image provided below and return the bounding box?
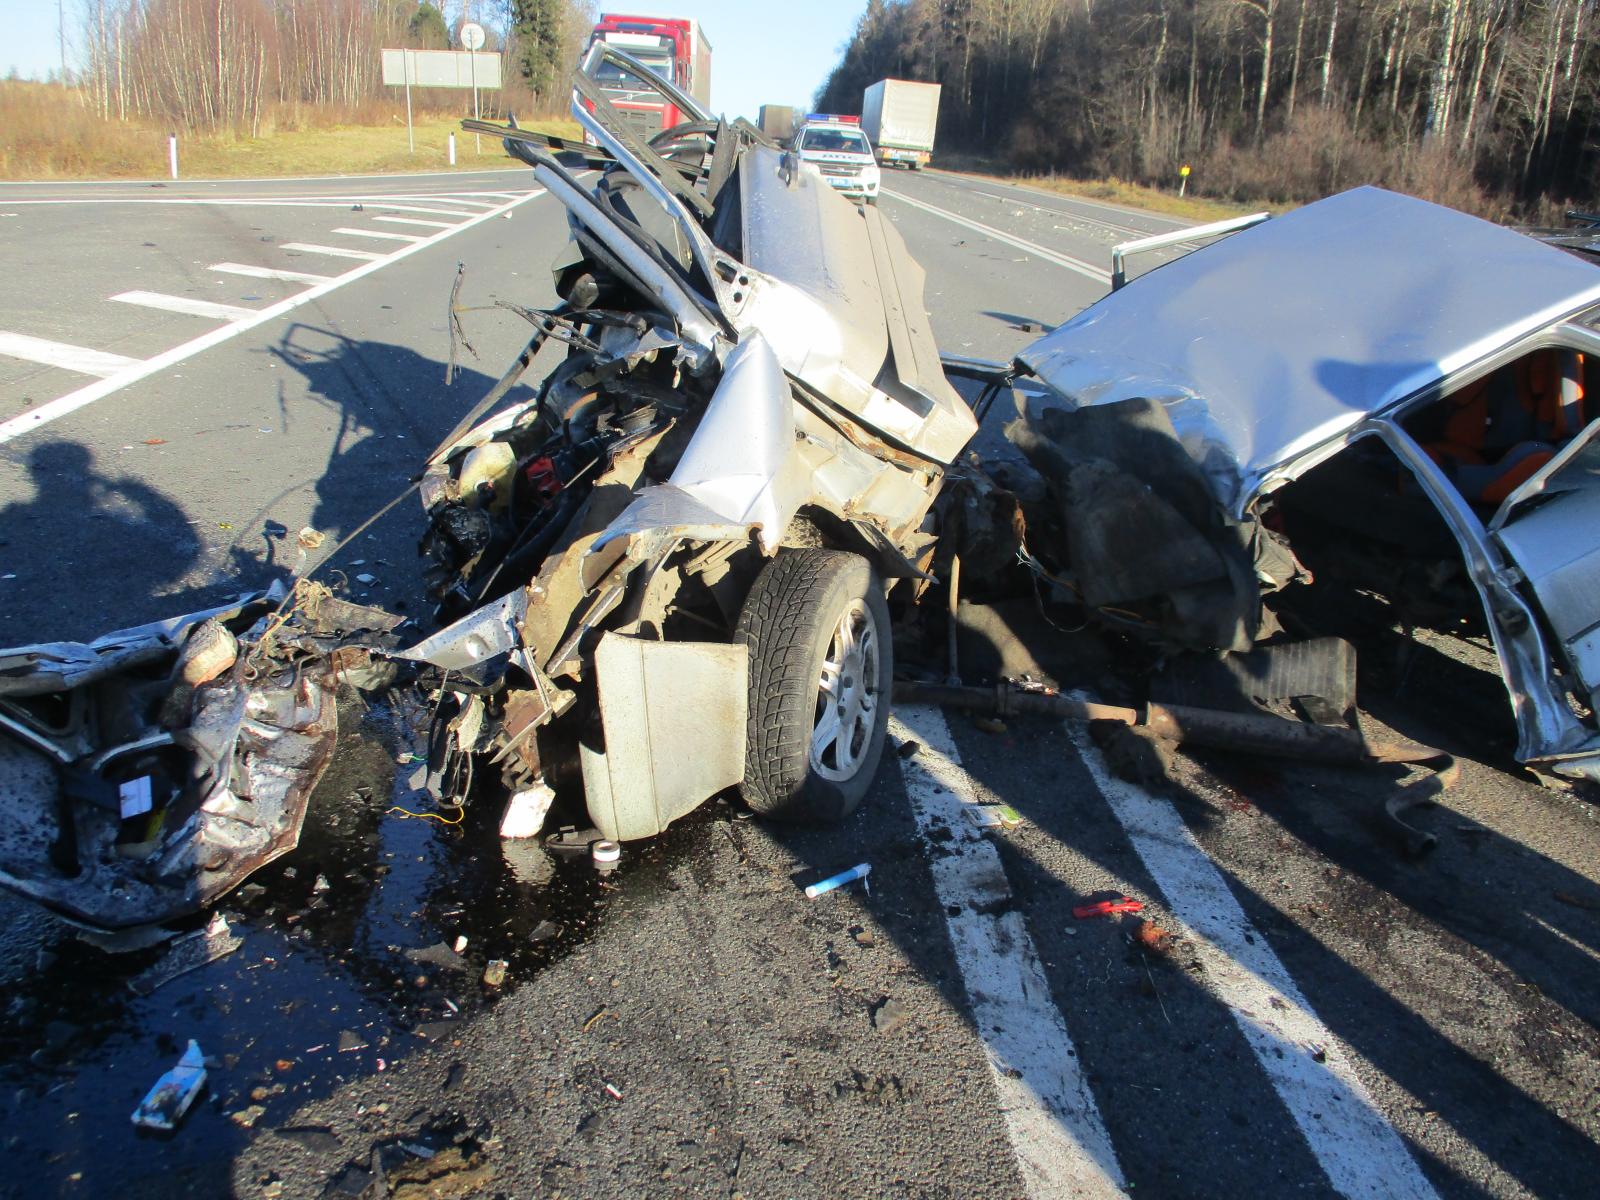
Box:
[861,163,881,187]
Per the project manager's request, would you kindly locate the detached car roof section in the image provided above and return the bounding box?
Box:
[1018,186,1600,518]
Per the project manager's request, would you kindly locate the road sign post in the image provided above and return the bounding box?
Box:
[403,50,414,153]
[1179,163,1191,198]
[460,23,486,155]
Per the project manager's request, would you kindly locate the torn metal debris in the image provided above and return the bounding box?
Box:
[0,583,403,930]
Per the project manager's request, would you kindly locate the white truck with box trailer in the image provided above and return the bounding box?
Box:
[861,79,940,169]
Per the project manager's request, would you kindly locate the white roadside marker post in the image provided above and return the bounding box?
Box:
[168,133,178,180]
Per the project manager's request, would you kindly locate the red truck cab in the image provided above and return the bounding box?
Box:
[588,13,712,137]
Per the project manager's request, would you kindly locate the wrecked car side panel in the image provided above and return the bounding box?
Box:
[594,334,811,557]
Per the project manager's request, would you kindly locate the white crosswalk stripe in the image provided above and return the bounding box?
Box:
[373,215,458,230]
[280,242,386,262]
[332,227,426,243]
[0,331,140,378]
[110,291,257,321]
[208,262,336,285]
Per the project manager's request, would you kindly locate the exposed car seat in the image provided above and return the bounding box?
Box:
[1412,349,1589,510]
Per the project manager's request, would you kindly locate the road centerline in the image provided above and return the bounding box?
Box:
[881,189,1113,285]
[1063,719,1440,1200]
[892,705,1126,1200]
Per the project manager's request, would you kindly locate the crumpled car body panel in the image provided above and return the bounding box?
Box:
[1014,185,1600,775]
[1018,186,1600,519]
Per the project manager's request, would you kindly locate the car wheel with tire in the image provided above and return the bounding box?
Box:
[736,549,892,824]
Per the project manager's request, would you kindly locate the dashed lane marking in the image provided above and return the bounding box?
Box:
[880,189,1113,285]
[892,705,1127,1200]
[209,262,335,285]
[279,242,386,262]
[0,188,545,445]
[110,291,257,321]
[1065,719,1440,1200]
[0,332,141,378]
[332,227,426,243]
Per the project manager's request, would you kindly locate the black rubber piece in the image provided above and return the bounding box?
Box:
[735,549,892,823]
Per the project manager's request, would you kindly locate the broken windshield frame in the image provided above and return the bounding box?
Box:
[573,42,738,317]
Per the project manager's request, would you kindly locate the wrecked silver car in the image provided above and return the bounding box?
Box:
[998,186,1600,783]
[409,43,975,842]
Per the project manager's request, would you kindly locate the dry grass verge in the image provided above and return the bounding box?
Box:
[0,81,578,180]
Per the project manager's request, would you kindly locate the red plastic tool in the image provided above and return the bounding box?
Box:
[1073,897,1145,919]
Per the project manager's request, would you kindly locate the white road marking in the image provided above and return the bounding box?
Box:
[1064,720,1440,1200]
[406,195,500,209]
[332,227,425,243]
[0,188,545,445]
[110,291,257,321]
[279,242,386,262]
[0,198,501,217]
[374,215,457,230]
[893,706,1126,1200]
[209,262,335,285]
[881,189,1113,285]
[0,332,141,378]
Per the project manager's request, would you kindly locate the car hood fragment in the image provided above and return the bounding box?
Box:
[1018,186,1600,518]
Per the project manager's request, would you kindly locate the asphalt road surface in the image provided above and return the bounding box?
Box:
[1,164,1598,1200]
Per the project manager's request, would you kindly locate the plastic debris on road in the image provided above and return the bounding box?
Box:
[1073,896,1145,919]
[131,1039,207,1130]
[805,862,871,899]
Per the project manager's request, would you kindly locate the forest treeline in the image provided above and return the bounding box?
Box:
[815,0,1598,215]
[75,0,591,136]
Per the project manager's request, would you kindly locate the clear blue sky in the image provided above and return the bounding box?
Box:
[3,0,68,81]
[2,1,870,120]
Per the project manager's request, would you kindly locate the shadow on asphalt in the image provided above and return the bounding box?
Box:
[933,591,1600,1198]
[0,328,563,1197]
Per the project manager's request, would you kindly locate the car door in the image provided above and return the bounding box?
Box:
[1489,411,1600,711]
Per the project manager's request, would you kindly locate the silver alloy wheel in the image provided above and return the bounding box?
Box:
[810,598,881,782]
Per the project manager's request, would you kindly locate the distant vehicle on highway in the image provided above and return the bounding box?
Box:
[758,103,798,143]
[861,79,940,170]
[586,12,710,137]
[792,114,880,205]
